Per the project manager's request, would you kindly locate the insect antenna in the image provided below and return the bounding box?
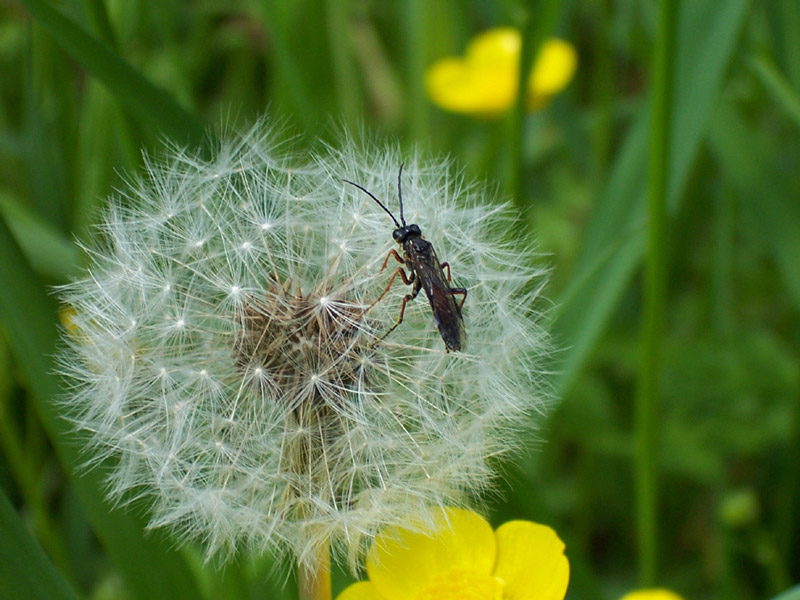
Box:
[343,179,401,228]
[397,163,406,226]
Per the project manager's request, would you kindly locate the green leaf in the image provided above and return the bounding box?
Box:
[19,0,206,148]
[72,80,139,234]
[763,1,800,89]
[0,488,79,600]
[257,2,319,130]
[0,190,81,279]
[748,53,800,132]
[552,0,752,394]
[23,28,70,231]
[0,218,203,600]
[708,102,800,312]
[770,585,800,600]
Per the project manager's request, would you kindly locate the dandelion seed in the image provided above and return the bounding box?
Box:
[59,121,551,574]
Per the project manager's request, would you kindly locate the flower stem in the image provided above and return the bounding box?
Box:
[298,543,332,600]
[402,0,428,143]
[635,0,678,587]
[324,0,361,131]
[503,0,563,204]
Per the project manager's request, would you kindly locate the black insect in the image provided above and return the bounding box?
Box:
[344,165,467,352]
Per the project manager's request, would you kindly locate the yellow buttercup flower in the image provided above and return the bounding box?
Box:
[620,591,685,600]
[425,27,577,117]
[337,508,569,600]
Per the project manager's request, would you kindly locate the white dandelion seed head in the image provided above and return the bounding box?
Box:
[59,121,551,572]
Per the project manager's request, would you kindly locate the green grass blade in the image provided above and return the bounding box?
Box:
[0,488,80,600]
[764,1,800,88]
[23,28,70,231]
[708,102,800,308]
[80,0,119,49]
[552,0,751,394]
[0,219,203,600]
[748,53,800,132]
[770,586,800,600]
[703,88,800,600]
[72,80,139,234]
[20,0,205,147]
[0,190,81,279]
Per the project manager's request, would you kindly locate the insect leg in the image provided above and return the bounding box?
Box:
[441,263,467,310]
[364,267,415,315]
[381,249,405,272]
[450,287,467,310]
[440,262,452,283]
[375,278,422,345]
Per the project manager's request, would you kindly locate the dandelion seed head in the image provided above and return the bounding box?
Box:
[59,121,551,572]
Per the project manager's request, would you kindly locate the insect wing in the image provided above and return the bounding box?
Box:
[412,247,467,351]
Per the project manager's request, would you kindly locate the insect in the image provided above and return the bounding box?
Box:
[344,165,467,352]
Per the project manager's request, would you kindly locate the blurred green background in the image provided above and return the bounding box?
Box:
[1,1,799,599]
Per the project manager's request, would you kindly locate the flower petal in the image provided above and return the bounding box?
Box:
[466,27,520,67]
[426,27,519,115]
[336,581,385,600]
[493,520,569,600]
[367,508,497,600]
[426,27,575,116]
[526,39,577,109]
[425,57,515,115]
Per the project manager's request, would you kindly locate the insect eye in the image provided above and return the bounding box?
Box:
[392,228,406,242]
[409,224,421,236]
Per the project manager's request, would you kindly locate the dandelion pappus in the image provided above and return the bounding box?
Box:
[345,164,467,352]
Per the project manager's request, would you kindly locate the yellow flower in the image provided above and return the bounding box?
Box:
[336,508,569,600]
[425,27,577,117]
[620,591,685,600]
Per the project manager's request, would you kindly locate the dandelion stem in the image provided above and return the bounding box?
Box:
[298,543,332,600]
[635,0,678,587]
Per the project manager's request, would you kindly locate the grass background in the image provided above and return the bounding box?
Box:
[1,1,799,599]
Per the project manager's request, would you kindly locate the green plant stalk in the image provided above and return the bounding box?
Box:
[504,0,563,204]
[635,0,678,586]
[258,2,318,130]
[324,0,361,130]
[402,0,428,143]
[777,386,800,565]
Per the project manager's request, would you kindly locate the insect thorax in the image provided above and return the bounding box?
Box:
[405,237,431,254]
